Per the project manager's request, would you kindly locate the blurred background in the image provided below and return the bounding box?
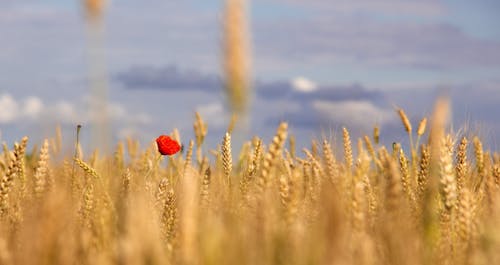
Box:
[0,0,499,153]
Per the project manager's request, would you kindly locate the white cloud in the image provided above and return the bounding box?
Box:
[0,94,19,123]
[23,96,43,119]
[196,102,227,128]
[312,99,395,129]
[108,103,127,120]
[0,93,152,128]
[291,76,317,93]
[129,113,152,125]
[52,101,79,124]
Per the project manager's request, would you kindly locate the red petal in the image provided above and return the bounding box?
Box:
[156,135,181,155]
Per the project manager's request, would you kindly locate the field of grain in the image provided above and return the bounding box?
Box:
[0,99,499,265]
[0,1,498,265]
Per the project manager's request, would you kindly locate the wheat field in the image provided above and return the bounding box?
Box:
[0,101,499,265]
[0,1,498,264]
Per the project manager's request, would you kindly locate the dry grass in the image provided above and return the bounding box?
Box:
[0,106,498,265]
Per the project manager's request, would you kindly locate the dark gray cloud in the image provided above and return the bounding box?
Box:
[116,65,386,104]
[116,65,221,91]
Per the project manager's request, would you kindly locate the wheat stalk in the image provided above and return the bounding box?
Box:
[399,148,416,209]
[155,178,171,210]
[194,111,208,164]
[74,158,100,180]
[417,144,430,199]
[440,135,457,212]
[456,136,468,193]
[183,140,194,177]
[342,127,353,172]
[417,118,427,137]
[257,122,288,191]
[33,139,50,199]
[240,138,261,200]
[384,157,403,214]
[493,163,500,188]
[17,137,28,199]
[373,125,380,144]
[0,137,28,216]
[223,0,250,114]
[114,141,125,171]
[322,140,338,185]
[473,137,485,191]
[398,109,412,134]
[200,167,211,209]
[457,187,476,249]
[221,133,233,188]
[161,188,177,246]
[80,183,95,229]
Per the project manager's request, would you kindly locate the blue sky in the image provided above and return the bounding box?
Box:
[0,0,499,153]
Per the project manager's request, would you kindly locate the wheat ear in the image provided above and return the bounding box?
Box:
[221,133,233,188]
[34,139,50,199]
[456,136,468,193]
[342,127,353,172]
[0,137,28,216]
[258,122,288,191]
[440,135,457,212]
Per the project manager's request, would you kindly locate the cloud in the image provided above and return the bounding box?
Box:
[254,81,394,132]
[312,100,395,129]
[116,65,221,92]
[108,103,127,120]
[116,65,385,104]
[0,93,152,127]
[252,1,500,70]
[0,95,74,124]
[196,102,228,129]
[1,1,499,149]
[0,94,19,123]
[23,97,43,119]
[265,97,395,133]
[256,81,384,102]
[0,94,47,123]
[114,63,500,148]
[50,101,79,124]
[291,77,317,93]
[114,63,393,133]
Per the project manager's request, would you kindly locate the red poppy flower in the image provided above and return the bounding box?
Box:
[156,135,181,156]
